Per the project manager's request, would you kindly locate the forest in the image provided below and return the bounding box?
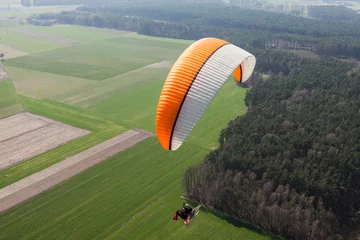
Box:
[28,1,360,59]
[184,51,360,239]
[308,5,360,22]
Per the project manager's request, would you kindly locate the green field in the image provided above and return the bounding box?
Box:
[0,27,61,53]
[0,79,23,118]
[21,25,130,43]
[0,21,277,240]
[0,137,276,240]
[5,35,189,80]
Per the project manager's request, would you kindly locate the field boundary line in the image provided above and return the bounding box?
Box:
[0,122,51,144]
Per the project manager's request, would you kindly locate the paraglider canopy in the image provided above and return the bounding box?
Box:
[156,37,256,151]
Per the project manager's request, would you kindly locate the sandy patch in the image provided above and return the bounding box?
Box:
[0,112,90,170]
[0,44,28,59]
[0,128,153,213]
[8,27,81,45]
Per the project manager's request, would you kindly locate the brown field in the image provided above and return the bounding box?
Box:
[0,112,90,170]
[8,27,81,45]
[0,44,28,59]
[0,128,153,213]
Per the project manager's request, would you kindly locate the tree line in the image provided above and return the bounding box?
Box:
[28,1,360,59]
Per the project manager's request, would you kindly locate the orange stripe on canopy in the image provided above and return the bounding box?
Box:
[233,65,242,83]
[156,38,228,150]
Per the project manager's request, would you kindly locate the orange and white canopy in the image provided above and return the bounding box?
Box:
[156,38,256,150]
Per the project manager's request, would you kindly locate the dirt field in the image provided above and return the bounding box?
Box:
[8,27,81,46]
[0,112,90,170]
[0,128,153,213]
[0,44,28,59]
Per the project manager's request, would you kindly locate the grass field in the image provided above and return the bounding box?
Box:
[58,61,172,107]
[109,187,278,240]
[88,77,248,149]
[0,79,23,118]
[0,20,276,239]
[0,138,277,240]
[22,25,131,43]
[0,27,61,53]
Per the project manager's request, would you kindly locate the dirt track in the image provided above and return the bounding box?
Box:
[0,65,8,82]
[9,27,81,46]
[0,128,154,213]
[0,112,90,170]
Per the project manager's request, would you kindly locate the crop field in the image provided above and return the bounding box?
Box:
[0,97,125,188]
[0,27,62,54]
[22,25,131,43]
[0,112,90,170]
[0,128,153,213]
[5,35,189,80]
[0,20,277,240]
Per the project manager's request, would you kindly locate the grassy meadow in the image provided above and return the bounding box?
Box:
[0,18,278,240]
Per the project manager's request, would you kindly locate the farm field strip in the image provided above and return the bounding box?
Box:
[0,44,27,59]
[21,25,131,43]
[7,66,93,100]
[0,96,126,188]
[8,27,81,46]
[0,128,153,213]
[0,112,90,170]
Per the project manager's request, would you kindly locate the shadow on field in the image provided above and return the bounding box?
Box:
[186,200,284,240]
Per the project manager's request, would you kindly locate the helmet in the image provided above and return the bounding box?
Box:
[184,204,189,208]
